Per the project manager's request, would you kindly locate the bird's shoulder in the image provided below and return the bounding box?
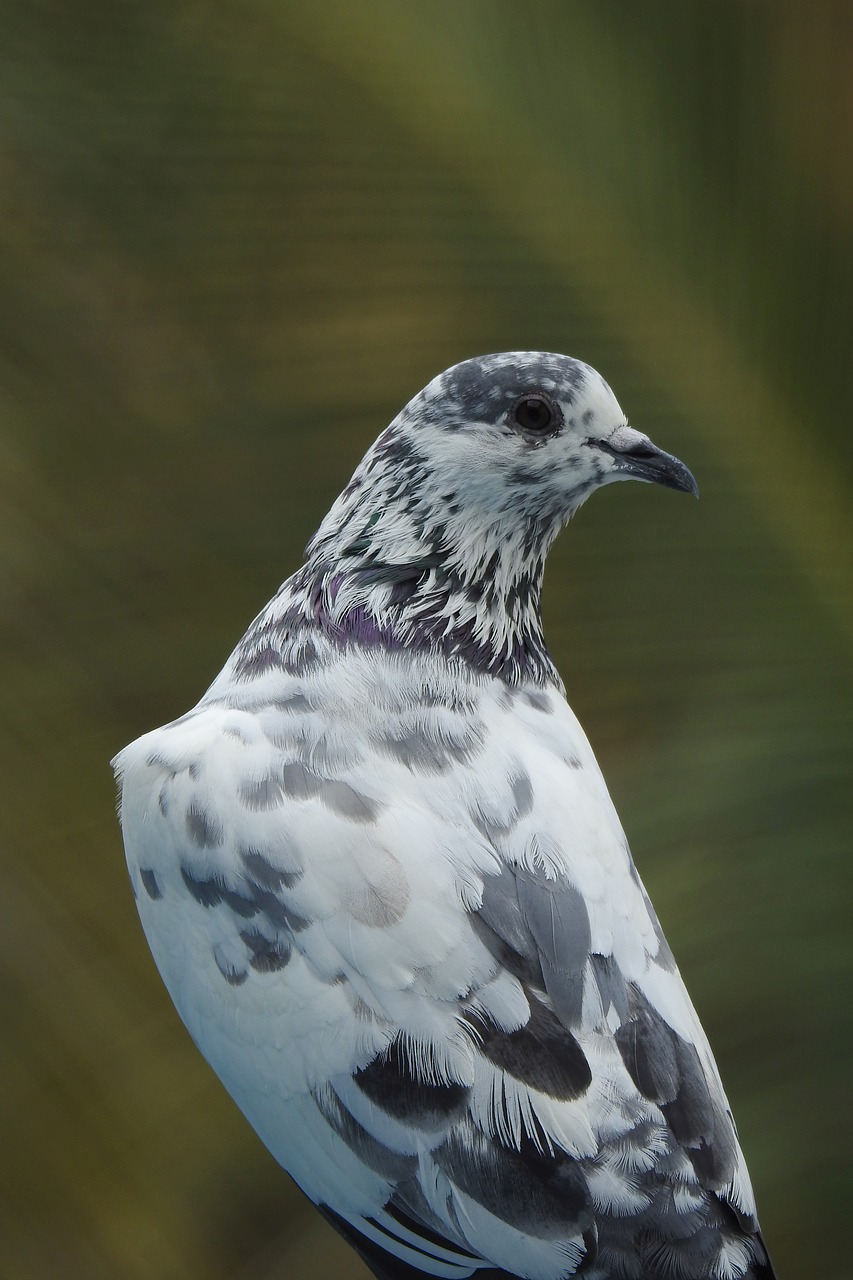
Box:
[112,642,682,1037]
[113,642,624,945]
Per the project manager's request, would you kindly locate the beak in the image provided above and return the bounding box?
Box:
[591,426,699,497]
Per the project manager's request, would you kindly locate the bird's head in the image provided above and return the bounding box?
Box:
[394,351,697,525]
[304,352,696,681]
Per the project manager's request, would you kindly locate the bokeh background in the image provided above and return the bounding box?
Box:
[1,2,850,1277]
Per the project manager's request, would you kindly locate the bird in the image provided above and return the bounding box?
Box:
[113,352,775,1280]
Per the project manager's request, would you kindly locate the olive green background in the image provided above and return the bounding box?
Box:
[1,2,850,1278]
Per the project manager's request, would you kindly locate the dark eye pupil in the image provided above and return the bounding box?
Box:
[515,396,552,433]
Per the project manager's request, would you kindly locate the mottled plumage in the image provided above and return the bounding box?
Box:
[114,353,775,1280]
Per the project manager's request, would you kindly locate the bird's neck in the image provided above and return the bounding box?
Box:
[273,480,563,687]
[224,423,568,688]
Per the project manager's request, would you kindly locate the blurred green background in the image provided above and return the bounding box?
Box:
[1,2,850,1277]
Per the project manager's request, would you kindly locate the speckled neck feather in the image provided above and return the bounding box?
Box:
[238,418,566,687]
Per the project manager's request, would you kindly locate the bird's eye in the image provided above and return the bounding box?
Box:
[512,394,559,436]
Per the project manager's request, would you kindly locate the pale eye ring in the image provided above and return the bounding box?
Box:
[511,394,561,437]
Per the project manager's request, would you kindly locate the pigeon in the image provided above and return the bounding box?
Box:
[113,353,775,1280]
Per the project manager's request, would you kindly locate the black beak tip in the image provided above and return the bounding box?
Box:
[673,464,699,499]
[635,442,696,496]
[591,436,699,499]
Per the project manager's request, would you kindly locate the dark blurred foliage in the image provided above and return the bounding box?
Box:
[0,2,850,1277]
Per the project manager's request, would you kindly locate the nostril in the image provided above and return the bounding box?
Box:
[623,441,656,459]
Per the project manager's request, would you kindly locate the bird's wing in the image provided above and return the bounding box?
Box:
[114,675,771,1280]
